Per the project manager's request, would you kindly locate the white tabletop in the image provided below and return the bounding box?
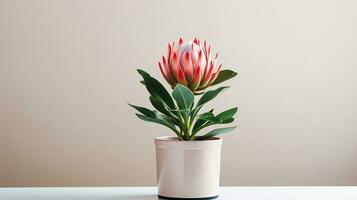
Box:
[0,187,357,200]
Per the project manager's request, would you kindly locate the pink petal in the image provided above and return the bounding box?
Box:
[177,67,188,86]
[183,52,194,81]
[205,46,211,72]
[191,65,202,89]
[159,62,171,84]
[178,37,183,45]
[162,56,171,78]
[198,50,207,76]
[208,46,211,58]
[198,50,203,62]
[212,52,218,69]
[193,38,199,45]
[176,41,183,62]
[171,52,180,81]
[167,43,172,61]
[209,64,222,84]
[191,44,198,67]
[203,40,208,58]
[200,62,214,86]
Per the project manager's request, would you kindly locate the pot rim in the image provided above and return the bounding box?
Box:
[155,136,222,143]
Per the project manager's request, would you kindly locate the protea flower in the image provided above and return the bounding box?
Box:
[158,37,237,94]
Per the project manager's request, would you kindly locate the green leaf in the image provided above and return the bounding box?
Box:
[196,86,229,108]
[172,84,194,109]
[211,70,238,86]
[192,119,207,134]
[128,104,155,118]
[197,112,215,120]
[149,96,170,116]
[216,107,238,121]
[135,114,180,136]
[170,108,191,120]
[197,112,220,123]
[196,126,237,140]
[192,109,214,134]
[221,118,235,124]
[154,111,172,122]
[192,108,236,136]
[149,96,181,124]
[137,69,176,109]
[191,87,228,120]
[192,117,235,135]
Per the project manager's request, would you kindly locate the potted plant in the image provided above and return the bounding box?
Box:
[129,38,238,199]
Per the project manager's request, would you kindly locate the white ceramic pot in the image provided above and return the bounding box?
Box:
[155,136,222,199]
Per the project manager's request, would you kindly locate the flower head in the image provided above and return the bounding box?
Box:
[159,37,223,94]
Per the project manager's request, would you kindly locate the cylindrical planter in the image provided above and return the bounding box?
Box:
[155,136,222,200]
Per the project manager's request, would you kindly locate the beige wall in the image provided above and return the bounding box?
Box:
[1,0,357,186]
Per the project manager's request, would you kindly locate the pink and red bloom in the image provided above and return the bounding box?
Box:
[158,38,222,93]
